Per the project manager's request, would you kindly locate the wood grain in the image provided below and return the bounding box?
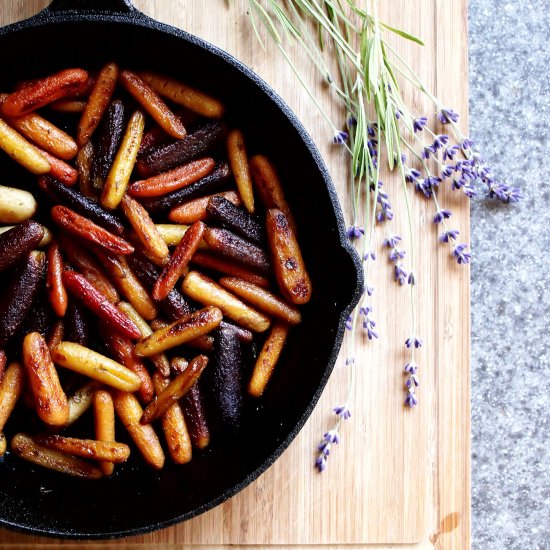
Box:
[0,0,470,548]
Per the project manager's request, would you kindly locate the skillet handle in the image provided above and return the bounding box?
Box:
[47,0,137,13]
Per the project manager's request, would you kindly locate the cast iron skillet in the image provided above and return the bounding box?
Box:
[0,0,362,539]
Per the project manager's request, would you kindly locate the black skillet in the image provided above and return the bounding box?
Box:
[0,0,362,539]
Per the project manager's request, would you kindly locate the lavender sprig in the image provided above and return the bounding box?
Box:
[244,0,520,471]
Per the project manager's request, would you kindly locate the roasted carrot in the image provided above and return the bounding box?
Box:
[139,71,224,118]
[168,190,241,225]
[119,70,186,140]
[153,221,206,301]
[46,241,68,317]
[2,68,89,116]
[101,110,145,209]
[78,62,118,147]
[52,205,134,255]
[23,332,69,426]
[265,208,312,305]
[129,158,215,198]
[227,129,254,213]
[62,271,141,340]
[121,195,169,262]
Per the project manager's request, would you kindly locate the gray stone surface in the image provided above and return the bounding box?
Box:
[469,1,550,548]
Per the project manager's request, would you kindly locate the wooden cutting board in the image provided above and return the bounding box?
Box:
[0,0,470,548]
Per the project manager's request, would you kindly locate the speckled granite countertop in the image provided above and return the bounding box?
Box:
[469,1,550,548]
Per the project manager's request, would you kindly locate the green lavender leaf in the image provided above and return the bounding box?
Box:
[380,23,424,45]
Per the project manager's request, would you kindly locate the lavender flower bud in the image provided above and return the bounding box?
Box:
[346,225,365,240]
[453,243,471,264]
[442,145,460,161]
[333,405,352,419]
[405,390,418,408]
[433,209,452,224]
[404,361,417,374]
[437,108,460,124]
[315,454,328,472]
[323,430,340,444]
[394,263,408,285]
[383,235,401,248]
[405,336,423,349]
[441,165,455,178]
[333,130,348,144]
[439,229,460,242]
[413,116,428,132]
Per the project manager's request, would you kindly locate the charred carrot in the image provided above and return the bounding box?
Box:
[226,129,254,213]
[266,208,312,305]
[93,390,116,476]
[139,71,224,118]
[11,433,103,479]
[168,190,241,225]
[190,251,270,289]
[101,329,154,404]
[0,220,44,273]
[52,205,134,255]
[2,68,89,116]
[210,327,242,428]
[113,391,164,469]
[94,251,158,321]
[34,434,130,464]
[77,62,119,147]
[181,382,210,449]
[119,70,186,139]
[58,234,119,303]
[117,301,171,378]
[22,332,69,426]
[0,362,25,431]
[128,254,192,322]
[140,161,231,214]
[249,155,295,229]
[46,242,68,317]
[181,271,270,333]
[141,355,209,424]
[91,100,126,189]
[219,276,301,325]
[203,227,271,274]
[5,112,78,160]
[129,158,215,198]
[101,110,145,210]
[134,306,222,357]
[76,140,96,198]
[120,195,169,262]
[40,175,125,235]
[248,322,289,397]
[206,195,264,244]
[152,371,192,464]
[52,342,141,393]
[136,121,225,178]
[41,151,79,186]
[62,271,141,340]
[0,119,51,174]
[0,251,46,346]
[153,221,206,301]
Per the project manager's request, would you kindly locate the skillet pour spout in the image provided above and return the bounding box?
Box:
[0,0,363,539]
